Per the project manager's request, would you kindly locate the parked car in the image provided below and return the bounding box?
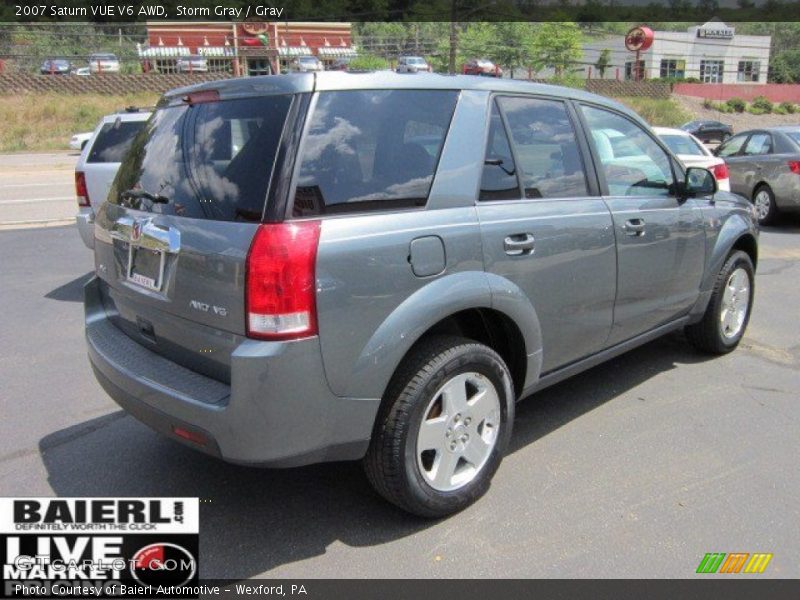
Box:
[328,57,352,71]
[463,58,502,77]
[654,127,730,191]
[40,59,71,75]
[714,126,800,224]
[396,56,432,73]
[88,53,121,73]
[288,56,324,73]
[176,55,209,73]
[86,72,758,517]
[680,120,733,144]
[75,108,152,249]
[69,132,93,151]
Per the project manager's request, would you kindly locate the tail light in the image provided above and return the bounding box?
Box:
[75,171,90,207]
[245,221,321,341]
[712,163,729,181]
[788,160,800,175]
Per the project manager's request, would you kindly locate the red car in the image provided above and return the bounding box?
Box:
[463,58,502,77]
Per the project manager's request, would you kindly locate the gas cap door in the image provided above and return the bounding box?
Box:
[409,236,446,277]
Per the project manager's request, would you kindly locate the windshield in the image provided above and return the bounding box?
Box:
[109,95,292,222]
[659,134,706,156]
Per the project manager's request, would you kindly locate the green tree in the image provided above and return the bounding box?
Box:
[531,22,583,77]
[595,48,611,77]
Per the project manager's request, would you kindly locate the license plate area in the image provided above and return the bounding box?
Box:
[126,245,165,291]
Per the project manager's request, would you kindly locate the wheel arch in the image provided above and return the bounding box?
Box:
[347,271,543,403]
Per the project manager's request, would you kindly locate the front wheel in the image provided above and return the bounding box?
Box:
[685,250,754,354]
[364,335,515,518]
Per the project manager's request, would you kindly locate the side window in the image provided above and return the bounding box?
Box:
[744,133,772,156]
[717,134,747,157]
[87,120,146,163]
[497,96,588,199]
[292,90,458,217]
[581,105,674,198]
[480,101,519,201]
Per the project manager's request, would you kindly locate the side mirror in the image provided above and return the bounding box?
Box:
[683,166,717,198]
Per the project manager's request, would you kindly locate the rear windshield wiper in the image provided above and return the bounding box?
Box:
[121,188,170,205]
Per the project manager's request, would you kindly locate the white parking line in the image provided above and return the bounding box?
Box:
[0,196,73,205]
[0,182,71,188]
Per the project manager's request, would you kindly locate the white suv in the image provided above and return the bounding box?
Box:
[75,109,151,248]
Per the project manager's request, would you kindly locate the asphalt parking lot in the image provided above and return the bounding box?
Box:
[1,152,798,578]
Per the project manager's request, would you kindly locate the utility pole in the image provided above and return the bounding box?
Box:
[449,0,457,75]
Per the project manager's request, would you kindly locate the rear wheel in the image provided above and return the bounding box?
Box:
[364,335,514,518]
[685,250,754,354]
[752,185,778,225]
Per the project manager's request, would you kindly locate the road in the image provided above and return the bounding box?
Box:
[0,152,78,227]
[0,155,798,579]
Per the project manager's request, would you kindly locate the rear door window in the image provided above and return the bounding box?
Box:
[291,90,458,217]
[110,95,292,222]
[497,96,588,199]
[87,120,147,163]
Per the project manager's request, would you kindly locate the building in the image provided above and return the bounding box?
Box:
[138,21,356,75]
[576,21,771,84]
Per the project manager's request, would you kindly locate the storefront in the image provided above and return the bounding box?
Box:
[138,21,355,76]
[579,21,771,83]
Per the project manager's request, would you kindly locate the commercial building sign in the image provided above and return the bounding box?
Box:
[697,26,735,39]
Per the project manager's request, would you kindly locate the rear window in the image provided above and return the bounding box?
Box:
[110,95,292,221]
[87,120,147,163]
[291,90,458,217]
[659,134,706,156]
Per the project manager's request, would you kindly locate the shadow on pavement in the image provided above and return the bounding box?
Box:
[39,331,715,577]
[45,272,93,302]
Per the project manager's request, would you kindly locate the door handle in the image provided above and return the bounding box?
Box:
[623,218,646,237]
[504,233,535,256]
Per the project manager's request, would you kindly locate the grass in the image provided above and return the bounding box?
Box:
[0,92,160,152]
[614,97,693,128]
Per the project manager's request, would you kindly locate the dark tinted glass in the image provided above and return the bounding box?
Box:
[87,120,147,163]
[480,101,519,201]
[110,95,292,221]
[292,90,458,217]
[498,96,588,199]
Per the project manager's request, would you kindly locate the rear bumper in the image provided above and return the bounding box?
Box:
[76,208,94,249]
[85,276,380,467]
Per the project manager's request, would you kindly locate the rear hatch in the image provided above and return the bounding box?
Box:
[93,87,301,383]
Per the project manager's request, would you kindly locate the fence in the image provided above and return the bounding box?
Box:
[0,72,678,99]
[0,73,233,95]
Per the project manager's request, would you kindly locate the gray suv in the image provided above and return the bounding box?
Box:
[85,72,758,517]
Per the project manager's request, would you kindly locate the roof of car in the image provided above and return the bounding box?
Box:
[653,126,692,136]
[162,71,635,117]
[100,109,152,123]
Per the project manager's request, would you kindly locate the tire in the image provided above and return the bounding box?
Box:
[364,335,515,518]
[685,250,754,354]
[752,184,778,226]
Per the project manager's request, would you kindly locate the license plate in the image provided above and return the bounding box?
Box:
[127,245,164,291]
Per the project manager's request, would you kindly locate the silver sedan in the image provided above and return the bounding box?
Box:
[715,126,800,225]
